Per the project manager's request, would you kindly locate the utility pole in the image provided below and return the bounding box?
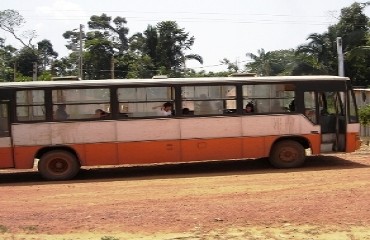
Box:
[337,37,344,77]
[13,62,16,81]
[32,62,37,81]
[111,56,115,79]
[79,24,83,80]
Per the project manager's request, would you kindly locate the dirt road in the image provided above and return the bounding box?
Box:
[0,148,369,240]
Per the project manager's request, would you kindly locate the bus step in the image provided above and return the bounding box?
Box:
[321,143,334,152]
[322,133,336,143]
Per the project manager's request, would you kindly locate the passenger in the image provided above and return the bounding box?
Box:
[55,104,69,120]
[245,103,254,113]
[152,102,173,116]
[289,100,295,112]
[95,109,109,118]
[182,108,190,115]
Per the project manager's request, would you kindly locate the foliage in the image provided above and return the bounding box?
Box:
[358,104,370,125]
[246,49,296,76]
[0,9,36,49]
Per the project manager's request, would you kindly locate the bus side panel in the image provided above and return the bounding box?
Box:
[118,140,181,164]
[0,138,13,168]
[84,143,118,166]
[347,123,361,152]
[241,137,266,158]
[0,148,13,168]
[13,146,41,169]
[304,134,321,154]
[181,138,242,162]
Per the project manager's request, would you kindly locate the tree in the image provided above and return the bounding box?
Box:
[0,9,36,49]
[156,21,202,76]
[296,32,336,75]
[128,22,203,78]
[15,47,38,77]
[335,2,370,86]
[37,39,58,71]
[246,49,296,76]
[220,58,239,73]
[88,14,129,54]
[0,38,17,81]
[83,31,114,79]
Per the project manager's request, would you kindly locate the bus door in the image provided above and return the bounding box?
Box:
[318,91,346,152]
[0,102,14,168]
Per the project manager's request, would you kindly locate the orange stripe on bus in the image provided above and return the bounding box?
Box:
[118,140,181,164]
[13,146,41,169]
[0,147,14,168]
[346,132,361,152]
[11,134,320,169]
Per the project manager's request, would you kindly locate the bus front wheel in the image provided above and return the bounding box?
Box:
[269,140,305,168]
[38,150,80,180]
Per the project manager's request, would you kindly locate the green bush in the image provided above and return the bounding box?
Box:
[358,104,370,125]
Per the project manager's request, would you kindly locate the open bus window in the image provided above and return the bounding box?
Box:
[118,87,174,118]
[16,90,46,121]
[181,85,236,115]
[243,84,295,114]
[52,88,110,120]
[304,92,317,124]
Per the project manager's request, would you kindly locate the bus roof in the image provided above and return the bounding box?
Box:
[0,75,350,89]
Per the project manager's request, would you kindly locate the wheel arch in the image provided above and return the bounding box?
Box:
[270,135,311,155]
[35,146,81,166]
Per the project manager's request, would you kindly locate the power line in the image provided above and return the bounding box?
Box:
[19,9,335,18]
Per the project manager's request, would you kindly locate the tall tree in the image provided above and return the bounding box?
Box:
[0,9,36,49]
[156,21,202,76]
[37,39,58,71]
[0,38,17,81]
[88,14,129,54]
[83,31,114,79]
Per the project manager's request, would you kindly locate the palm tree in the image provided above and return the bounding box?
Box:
[246,48,273,76]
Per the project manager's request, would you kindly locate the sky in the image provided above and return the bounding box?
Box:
[1,0,370,72]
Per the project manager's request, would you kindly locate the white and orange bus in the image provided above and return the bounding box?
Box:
[0,76,361,180]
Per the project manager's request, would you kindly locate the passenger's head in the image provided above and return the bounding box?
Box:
[182,108,190,115]
[245,103,254,113]
[163,102,173,112]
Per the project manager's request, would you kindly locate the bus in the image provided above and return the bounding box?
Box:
[0,76,361,180]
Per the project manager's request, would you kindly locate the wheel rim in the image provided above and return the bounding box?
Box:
[48,158,69,174]
[278,146,298,162]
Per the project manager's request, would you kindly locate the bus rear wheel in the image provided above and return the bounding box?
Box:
[269,140,305,168]
[38,150,80,180]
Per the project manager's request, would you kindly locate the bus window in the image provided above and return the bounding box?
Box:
[243,84,295,114]
[0,104,9,137]
[181,85,236,115]
[16,90,46,121]
[348,90,358,123]
[319,92,344,116]
[52,88,110,120]
[304,92,317,123]
[118,87,174,118]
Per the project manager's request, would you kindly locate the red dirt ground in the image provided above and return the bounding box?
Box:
[0,147,369,239]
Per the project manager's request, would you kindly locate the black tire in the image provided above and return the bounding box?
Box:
[269,140,305,168]
[38,150,80,180]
